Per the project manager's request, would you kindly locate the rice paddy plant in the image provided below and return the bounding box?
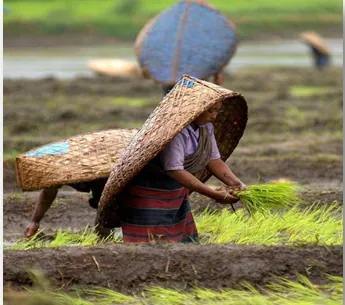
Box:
[6,230,50,250]
[84,287,138,305]
[13,275,341,305]
[195,202,342,245]
[6,203,342,249]
[232,181,303,215]
[54,293,93,305]
[283,204,343,245]
[7,226,115,250]
[144,287,193,305]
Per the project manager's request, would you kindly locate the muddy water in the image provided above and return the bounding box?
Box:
[3,39,343,79]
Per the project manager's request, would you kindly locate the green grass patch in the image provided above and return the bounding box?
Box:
[4,0,342,40]
[4,274,343,305]
[109,96,148,107]
[6,192,27,201]
[290,86,331,97]
[4,0,342,19]
[3,149,21,162]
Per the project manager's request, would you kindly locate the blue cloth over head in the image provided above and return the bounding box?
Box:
[137,0,237,84]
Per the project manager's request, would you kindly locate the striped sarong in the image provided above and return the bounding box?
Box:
[119,170,199,243]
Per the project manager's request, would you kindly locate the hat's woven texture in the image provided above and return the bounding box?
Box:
[300,32,330,56]
[16,129,137,191]
[135,0,237,85]
[97,74,247,227]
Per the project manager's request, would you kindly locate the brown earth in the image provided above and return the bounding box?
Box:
[4,68,342,152]
[4,244,342,293]
[4,68,342,195]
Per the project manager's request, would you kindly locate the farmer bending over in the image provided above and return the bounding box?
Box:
[117,100,246,243]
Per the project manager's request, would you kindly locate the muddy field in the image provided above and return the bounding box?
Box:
[3,66,343,295]
[4,244,342,293]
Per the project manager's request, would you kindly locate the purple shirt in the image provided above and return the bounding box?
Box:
[160,123,221,171]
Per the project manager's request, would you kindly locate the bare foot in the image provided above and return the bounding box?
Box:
[24,221,40,239]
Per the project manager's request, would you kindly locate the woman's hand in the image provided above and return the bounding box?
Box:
[24,221,40,239]
[239,182,248,191]
[213,190,239,204]
[232,182,247,192]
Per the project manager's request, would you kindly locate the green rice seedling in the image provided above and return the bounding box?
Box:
[4,274,343,305]
[281,203,343,246]
[6,203,342,249]
[48,230,85,248]
[8,230,50,250]
[145,287,195,305]
[85,287,138,305]
[264,274,342,305]
[7,226,112,250]
[195,202,342,245]
[141,276,343,305]
[54,293,93,305]
[233,181,303,215]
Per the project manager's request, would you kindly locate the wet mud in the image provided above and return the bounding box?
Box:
[4,244,342,292]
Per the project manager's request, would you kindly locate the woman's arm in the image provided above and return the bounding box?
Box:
[166,169,238,204]
[213,71,224,85]
[24,187,59,238]
[206,158,246,189]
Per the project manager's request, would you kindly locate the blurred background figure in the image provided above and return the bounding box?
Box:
[3,6,10,14]
[300,32,331,70]
[135,0,237,95]
[87,59,141,78]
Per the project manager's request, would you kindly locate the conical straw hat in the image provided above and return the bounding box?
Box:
[135,0,237,85]
[87,59,140,78]
[16,129,137,191]
[300,32,330,56]
[97,74,248,227]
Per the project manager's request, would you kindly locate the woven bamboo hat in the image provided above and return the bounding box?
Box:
[87,59,141,78]
[135,0,237,86]
[96,74,248,227]
[300,32,330,56]
[16,129,137,191]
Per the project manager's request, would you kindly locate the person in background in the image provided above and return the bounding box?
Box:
[300,32,331,70]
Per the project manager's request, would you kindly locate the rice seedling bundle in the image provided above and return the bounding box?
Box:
[220,180,303,215]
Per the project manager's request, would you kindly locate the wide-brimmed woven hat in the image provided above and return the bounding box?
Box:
[96,74,248,228]
[135,0,237,85]
[87,59,141,78]
[16,129,137,191]
[300,32,330,56]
